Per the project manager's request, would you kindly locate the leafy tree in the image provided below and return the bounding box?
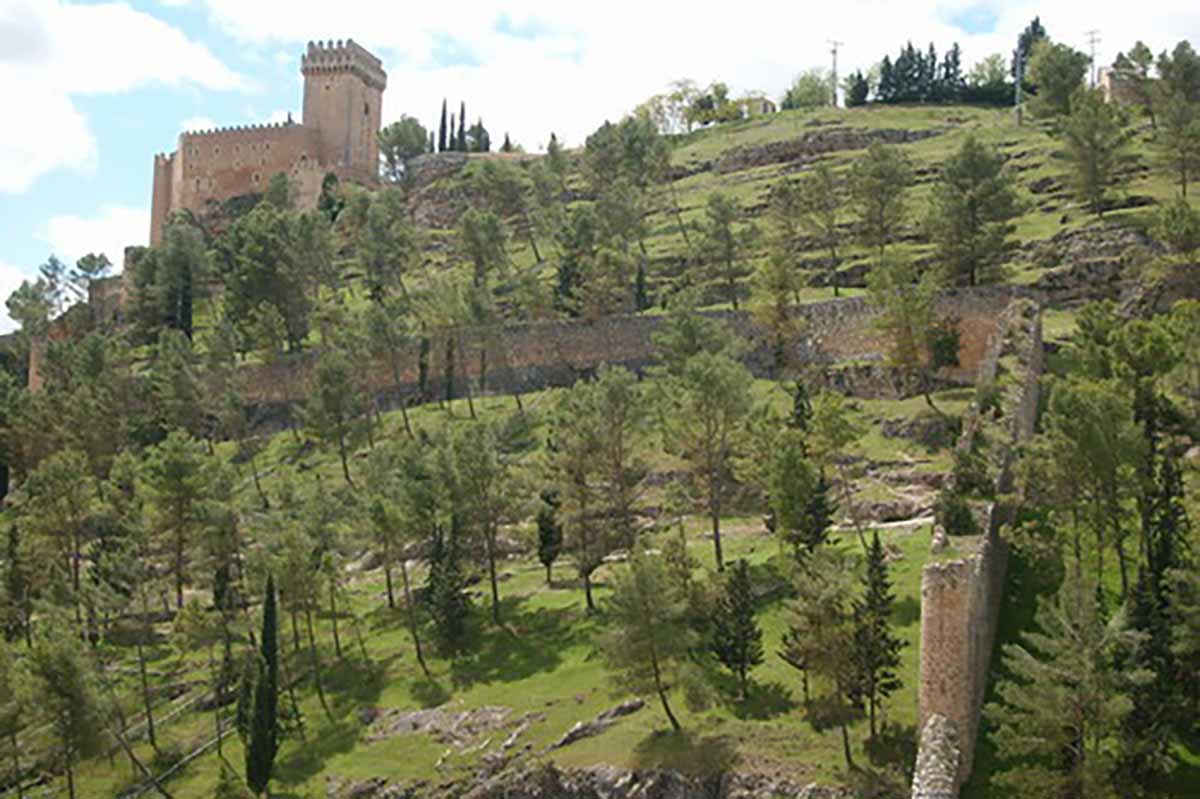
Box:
[1153,195,1200,255]
[301,348,364,488]
[867,254,952,413]
[768,432,835,559]
[926,135,1021,286]
[1027,40,1090,118]
[598,548,695,731]
[1111,42,1158,126]
[849,531,904,739]
[466,118,491,152]
[354,189,422,303]
[845,71,870,106]
[20,448,93,628]
[536,488,563,585]
[213,204,309,350]
[1157,40,1200,103]
[150,328,206,438]
[700,192,755,309]
[26,621,107,799]
[710,559,763,700]
[985,576,1148,799]
[1058,88,1133,216]
[450,419,521,625]
[5,279,52,338]
[129,219,209,341]
[68,253,111,303]
[244,575,280,798]
[660,351,754,571]
[141,430,212,608]
[750,254,802,374]
[379,115,429,181]
[1158,95,1200,197]
[849,143,912,258]
[1014,17,1048,82]
[0,641,27,799]
[37,255,67,316]
[778,546,860,766]
[458,207,508,288]
[425,511,471,653]
[782,69,832,109]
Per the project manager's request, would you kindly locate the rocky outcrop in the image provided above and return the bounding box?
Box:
[911,715,960,799]
[550,699,645,750]
[1030,224,1159,304]
[714,127,942,173]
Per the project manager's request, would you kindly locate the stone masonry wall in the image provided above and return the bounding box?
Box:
[238,286,1026,417]
[912,298,1043,797]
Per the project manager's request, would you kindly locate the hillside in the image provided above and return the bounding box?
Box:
[3,99,1199,799]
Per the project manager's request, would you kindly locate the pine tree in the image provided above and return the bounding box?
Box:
[710,559,764,700]
[426,515,470,652]
[849,531,904,739]
[245,575,279,798]
[536,489,562,585]
[438,99,448,152]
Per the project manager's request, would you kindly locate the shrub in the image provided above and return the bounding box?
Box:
[935,490,979,536]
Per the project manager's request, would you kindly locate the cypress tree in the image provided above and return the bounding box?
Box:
[245,575,279,797]
[438,99,447,152]
[850,531,904,739]
[426,516,470,652]
[710,559,764,701]
[457,101,468,151]
[448,115,457,153]
[536,489,563,585]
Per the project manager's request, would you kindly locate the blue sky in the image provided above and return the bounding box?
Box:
[1,0,1197,331]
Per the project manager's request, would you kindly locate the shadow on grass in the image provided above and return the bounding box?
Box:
[865,722,917,777]
[325,656,388,709]
[891,595,921,628]
[274,716,360,787]
[411,676,451,708]
[740,681,798,720]
[446,597,583,690]
[630,729,739,778]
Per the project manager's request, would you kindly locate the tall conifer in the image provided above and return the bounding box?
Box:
[850,531,904,738]
[245,575,279,797]
[438,99,448,152]
[458,101,468,151]
[711,559,764,700]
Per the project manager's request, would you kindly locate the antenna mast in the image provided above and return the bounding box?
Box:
[829,39,844,108]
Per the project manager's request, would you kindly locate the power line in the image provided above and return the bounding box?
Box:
[829,40,844,108]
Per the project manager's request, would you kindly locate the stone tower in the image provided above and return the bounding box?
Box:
[301,39,387,183]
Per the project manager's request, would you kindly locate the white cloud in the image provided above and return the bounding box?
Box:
[262,109,291,124]
[0,0,245,194]
[38,204,150,271]
[188,0,1200,149]
[0,260,32,334]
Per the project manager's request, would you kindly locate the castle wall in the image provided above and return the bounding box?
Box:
[912,298,1044,798]
[301,39,385,183]
[236,286,1027,422]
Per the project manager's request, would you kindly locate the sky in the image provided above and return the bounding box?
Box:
[1,1,1198,332]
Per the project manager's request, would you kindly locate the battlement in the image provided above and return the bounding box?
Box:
[301,38,386,90]
[180,120,299,140]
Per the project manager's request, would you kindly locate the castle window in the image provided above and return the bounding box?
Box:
[235,145,241,154]
[364,102,369,116]
[325,83,331,91]
[300,154,308,165]
[252,173,261,184]
[195,179,201,191]
[214,146,220,155]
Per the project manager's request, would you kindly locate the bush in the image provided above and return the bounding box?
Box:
[951,446,993,497]
[935,490,978,536]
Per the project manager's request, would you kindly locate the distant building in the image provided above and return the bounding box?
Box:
[149,39,387,245]
[740,96,777,117]
[1097,66,1150,105]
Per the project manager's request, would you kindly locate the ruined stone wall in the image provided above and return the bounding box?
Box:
[912,298,1043,797]
[238,286,1026,418]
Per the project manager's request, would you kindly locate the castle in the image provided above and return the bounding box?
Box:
[149,39,387,244]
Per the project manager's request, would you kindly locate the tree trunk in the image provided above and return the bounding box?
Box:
[650,646,681,732]
[545,562,552,586]
[277,646,305,741]
[329,582,342,659]
[710,477,725,572]
[250,451,270,510]
[136,636,158,753]
[304,608,332,721]
[840,722,854,770]
[174,529,185,609]
[583,571,596,612]
[485,524,501,625]
[290,611,302,654]
[383,539,396,610]
[456,336,476,420]
[65,750,75,799]
[10,731,23,799]
[337,429,354,489]
[399,559,429,678]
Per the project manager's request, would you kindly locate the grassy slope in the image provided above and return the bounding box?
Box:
[35,104,1200,798]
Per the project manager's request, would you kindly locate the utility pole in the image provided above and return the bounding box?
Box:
[829,40,844,108]
[1086,29,1101,88]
